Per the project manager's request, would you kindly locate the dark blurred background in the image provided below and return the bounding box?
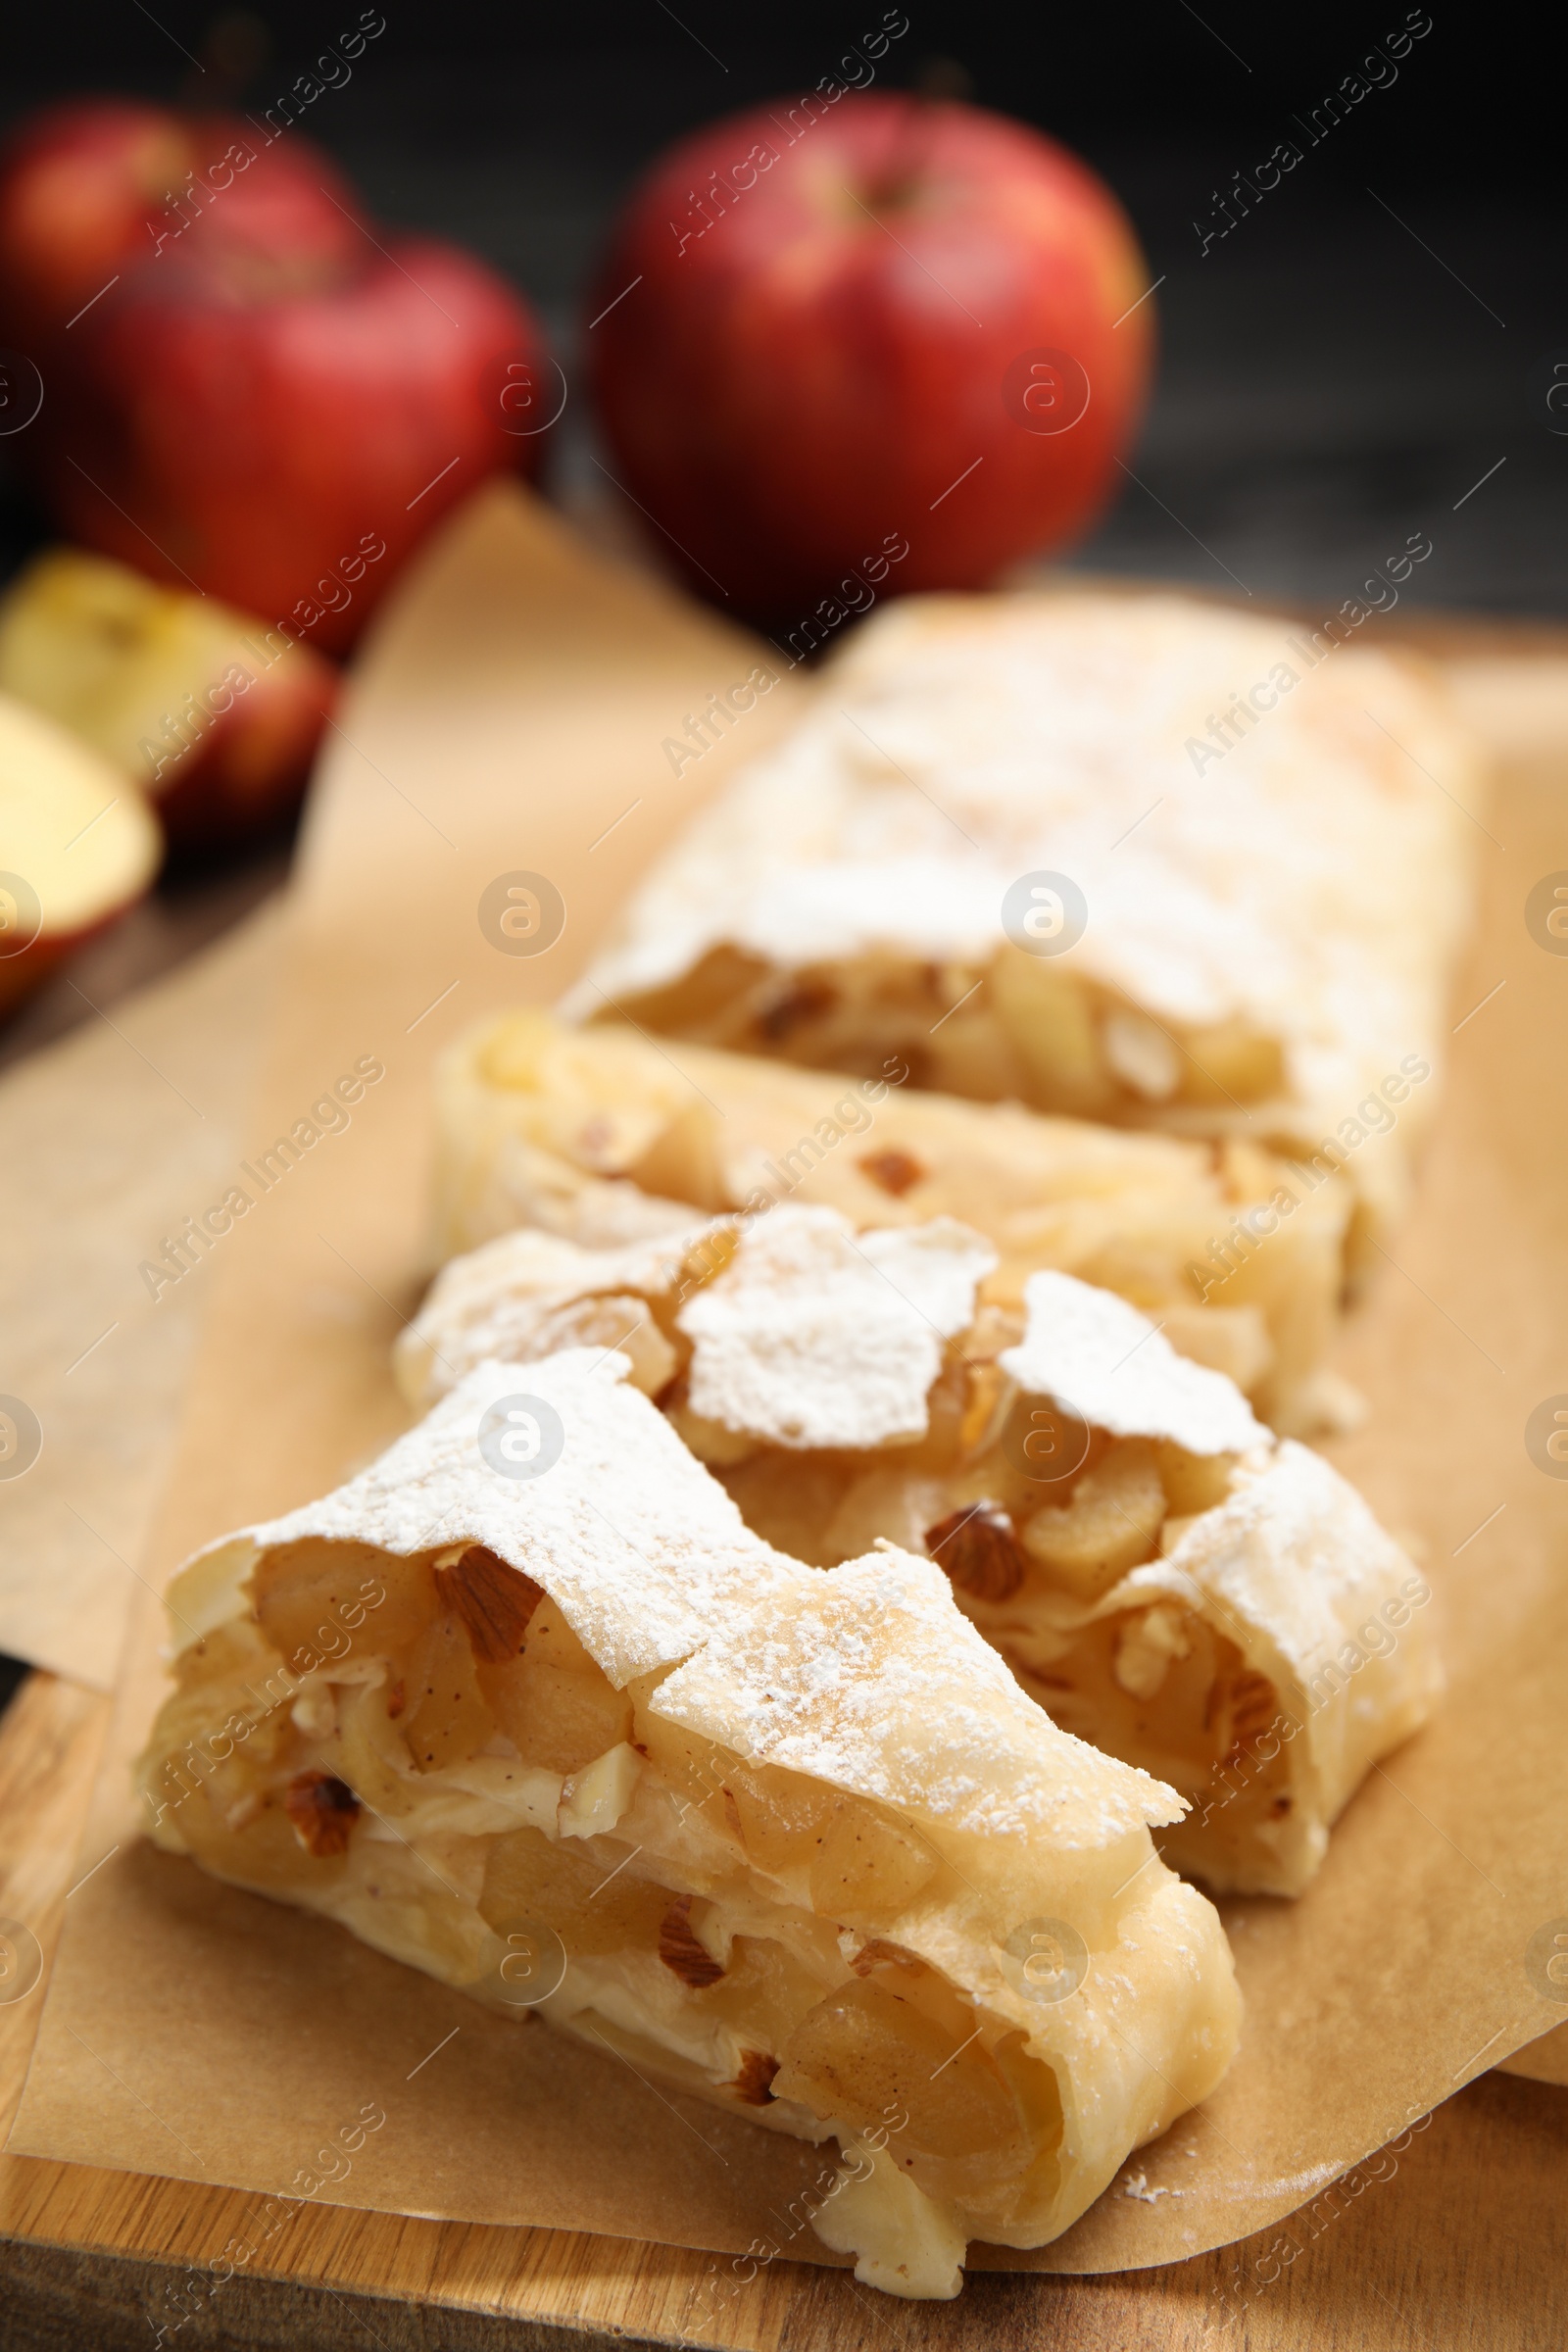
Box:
[1,0,1561,613]
[0,3,1559,1713]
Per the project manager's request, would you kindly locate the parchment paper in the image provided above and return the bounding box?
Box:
[1500,2019,1568,2086]
[7,484,1567,2272]
[0,907,280,1685]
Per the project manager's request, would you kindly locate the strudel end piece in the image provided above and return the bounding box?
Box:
[136,1351,1241,2298]
[399,1217,1442,1897]
[563,589,1480,1257]
[432,1009,1357,1438]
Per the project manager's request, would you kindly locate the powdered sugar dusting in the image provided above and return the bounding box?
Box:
[394,1221,718,1405]
[1003,1270,1264,1455]
[398,1201,997,1449]
[564,590,1476,1140]
[677,1205,995,1447]
[179,1348,1185,1846]
[651,1545,1185,1845]
[1155,1437,1433,1688]
[199,1352,794,1689]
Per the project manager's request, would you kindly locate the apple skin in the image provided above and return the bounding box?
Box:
[33,227,551,656]
[0,894,139,1016]
[0,549,338,850]
[0,100,364,347]
[151,630,336,851]
[588,94,1154,619]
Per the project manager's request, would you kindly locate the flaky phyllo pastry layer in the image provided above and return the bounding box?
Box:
[398,1211,1442,1898]
[562,590,1480,1255]
[432,1009,1359,1438]
[137,1352,1240,2298]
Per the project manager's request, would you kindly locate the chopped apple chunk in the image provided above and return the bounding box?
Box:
[478,1598,633,1774]
[775,1978,1027,2166]
[402,1611,493,1773]
[1021,1439,1166,1598]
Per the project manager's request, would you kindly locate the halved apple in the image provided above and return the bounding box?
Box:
[0,692,161,1011]
[0,549,336,849]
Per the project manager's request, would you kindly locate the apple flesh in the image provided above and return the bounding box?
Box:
[0,692,161,1012]
[589,93,1154,619]
[0,550,337,850]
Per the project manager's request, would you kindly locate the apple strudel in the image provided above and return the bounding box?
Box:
[136,1349,1240,2298]
[397,1213,1441,1896]
[564,590,1480,1261]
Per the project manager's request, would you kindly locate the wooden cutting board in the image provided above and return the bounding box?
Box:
[2,547,1567,2346]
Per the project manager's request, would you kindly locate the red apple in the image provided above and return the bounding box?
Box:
[0,100,363,348]
[0,99,555,654]
[0,550,337,849]
[30,223,551,656]
[588,93,1154,619]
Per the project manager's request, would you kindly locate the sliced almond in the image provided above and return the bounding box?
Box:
[434,1545,543,1664]
[658,1893,724,1988]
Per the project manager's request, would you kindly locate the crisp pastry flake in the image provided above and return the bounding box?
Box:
[399,1202,998,1456]
[1000,1270,1265,1457]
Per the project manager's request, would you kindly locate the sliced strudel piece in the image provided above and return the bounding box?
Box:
[136,1350,1240,2298]
[399,1217,1441,1897]
[431,1009,1357,1437]
[564,589,1481,1258]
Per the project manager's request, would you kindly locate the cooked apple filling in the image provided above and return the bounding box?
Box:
[137,1352,1240,2299]
[601,942,1289,1129]
[399,1220,1442,1899]
[596,944,1390,1294]
[431,1008,1360,1438]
